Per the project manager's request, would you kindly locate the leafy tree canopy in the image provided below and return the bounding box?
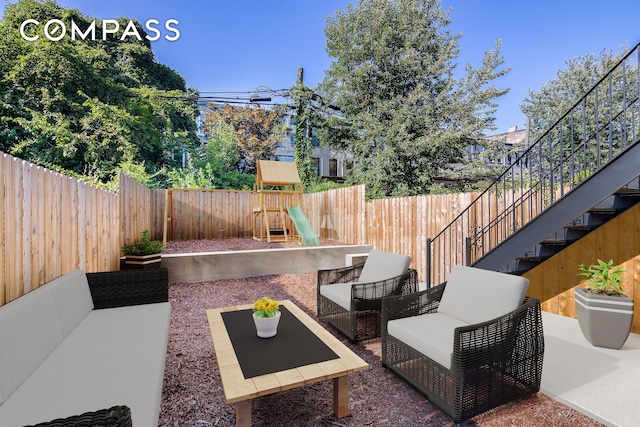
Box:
[318,0,510,198]
[0,0,199,186]
[202,104,286,175]
[520,46,629,140]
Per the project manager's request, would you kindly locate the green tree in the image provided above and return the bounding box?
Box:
[521,47,629,140]
[203,104,285,175]
[520,46,636,182]
[0,0,199,186]
[319,0,509,197]
[290,68,320,187]
[168,114,254,190]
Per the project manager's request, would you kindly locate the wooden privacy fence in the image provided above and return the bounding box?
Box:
[2,149,549,306]
[0,152,165,306]
[164,185,480,282]
[167,189,253,240]
[119,174,165,244]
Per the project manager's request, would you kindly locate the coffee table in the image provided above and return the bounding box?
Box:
[206,300,369,426]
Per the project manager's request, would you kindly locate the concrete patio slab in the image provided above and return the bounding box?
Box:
[541,311,640,427]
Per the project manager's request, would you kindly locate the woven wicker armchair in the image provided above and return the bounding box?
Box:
[381,266,544,425]
[318,250,418,341]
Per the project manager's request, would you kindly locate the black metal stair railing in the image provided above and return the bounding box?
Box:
[426,42,640,286]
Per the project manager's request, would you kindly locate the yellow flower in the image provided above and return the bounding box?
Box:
[253,296,280,318]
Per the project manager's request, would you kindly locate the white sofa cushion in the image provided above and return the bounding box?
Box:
[388,312,469,370]
[0,302,171,427]
[319,282,354,311]
[437,265,529,324]
[0,285,64,402]
[358,250,411,283]
[46,270,94,337]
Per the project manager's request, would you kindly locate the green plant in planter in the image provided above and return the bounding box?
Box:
[122,229,164,256]
[578,258,626,296]
[575,259,632,349]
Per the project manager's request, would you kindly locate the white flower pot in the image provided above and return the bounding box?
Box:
[253,311,281,338]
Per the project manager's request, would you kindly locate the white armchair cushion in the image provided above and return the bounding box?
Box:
[387,312,469,370]
[319,282,354,311]
[358,250,411,283]
[437,265,529,325]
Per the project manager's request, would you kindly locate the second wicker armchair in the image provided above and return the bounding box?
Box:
[381,265,544,425]
[317,249,418,341]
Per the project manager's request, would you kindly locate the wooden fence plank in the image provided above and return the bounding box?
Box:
[9,158,22,300]
[21,160,32,293]
[0,155,8,304]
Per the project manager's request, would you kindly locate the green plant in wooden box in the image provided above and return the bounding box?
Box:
[121,230,163,269]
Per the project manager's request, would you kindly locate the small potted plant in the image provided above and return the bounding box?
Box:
[121,229,164,269]
[252,296,281,338]
[575,259,633,349]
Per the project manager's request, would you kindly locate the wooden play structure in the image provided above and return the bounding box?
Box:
[253,160,303,242]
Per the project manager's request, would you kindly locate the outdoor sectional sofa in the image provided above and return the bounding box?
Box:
[0,268,171,427]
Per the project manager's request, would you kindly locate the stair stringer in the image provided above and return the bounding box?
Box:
[472,139,640,273]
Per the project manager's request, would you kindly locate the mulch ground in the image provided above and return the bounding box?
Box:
[158,239,604,427]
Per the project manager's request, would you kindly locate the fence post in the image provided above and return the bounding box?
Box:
[465,237,471,266]
[425,238,431,289]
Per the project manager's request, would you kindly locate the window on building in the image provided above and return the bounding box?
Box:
[329,159,338,177]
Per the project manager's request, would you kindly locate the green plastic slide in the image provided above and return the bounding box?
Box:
[286,205,320,246]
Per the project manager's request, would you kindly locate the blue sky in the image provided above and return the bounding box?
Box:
[14,0,640,134]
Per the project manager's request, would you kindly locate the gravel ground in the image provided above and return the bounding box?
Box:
[158,239,604,427]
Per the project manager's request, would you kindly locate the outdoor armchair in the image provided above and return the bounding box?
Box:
[317,249,418,341]
[381,265,544,425]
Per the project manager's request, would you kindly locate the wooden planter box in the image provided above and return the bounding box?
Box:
[120,253,162,270]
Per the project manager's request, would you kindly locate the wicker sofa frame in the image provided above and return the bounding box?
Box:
[86,268,169,309]
[381,282,544,425]
[26,405,132,427]
[318,262,419,341]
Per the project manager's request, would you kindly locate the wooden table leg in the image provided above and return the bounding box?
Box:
[333,375,349,417]
[236,399,251,427]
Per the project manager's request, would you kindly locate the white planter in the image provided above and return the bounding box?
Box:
[253,311,281,338]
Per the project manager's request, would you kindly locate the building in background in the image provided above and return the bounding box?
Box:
[274,110,351,182]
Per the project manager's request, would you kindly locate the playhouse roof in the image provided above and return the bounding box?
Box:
[255,160,301,187]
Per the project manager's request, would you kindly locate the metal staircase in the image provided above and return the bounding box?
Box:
[426,42,640,286]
